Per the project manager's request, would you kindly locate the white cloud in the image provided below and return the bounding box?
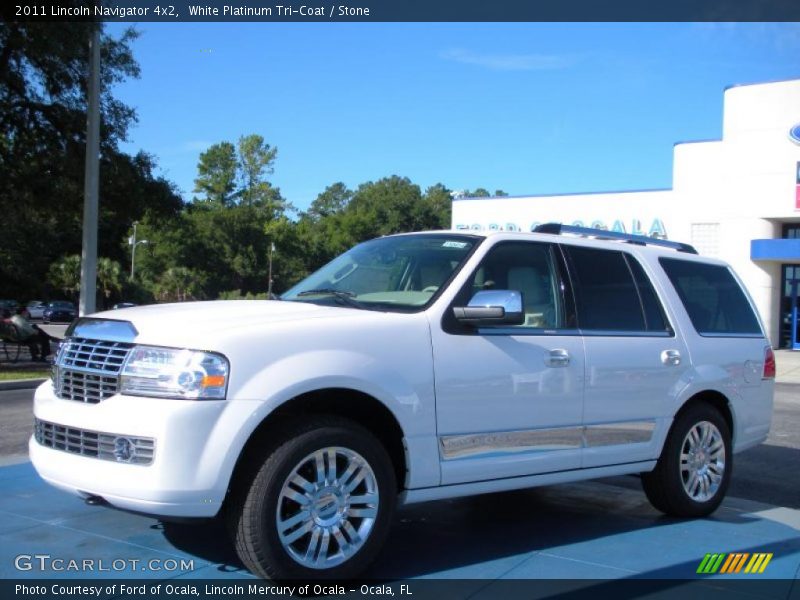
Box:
[440,48,576,71]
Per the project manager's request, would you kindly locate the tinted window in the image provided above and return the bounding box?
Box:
[466,242,563,329]
[565,247,645,331]
[626,255,670,332]
[660,258,761,335]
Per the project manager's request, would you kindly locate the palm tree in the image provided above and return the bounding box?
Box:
[47,255,81,300]
[97,258,123,309]
[155,267,202,302]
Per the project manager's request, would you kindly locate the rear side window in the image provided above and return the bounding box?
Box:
[564,246,667,333]
[659,258,761,336]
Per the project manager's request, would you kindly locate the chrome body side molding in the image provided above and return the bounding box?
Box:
[440,420,657,460]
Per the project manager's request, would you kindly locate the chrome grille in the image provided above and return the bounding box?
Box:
[34,419,155,465]
[59,371,120,404]
[56,338,134,403]
[60,337,133,373]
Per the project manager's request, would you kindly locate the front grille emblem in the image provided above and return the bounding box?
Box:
[113,437,136,462]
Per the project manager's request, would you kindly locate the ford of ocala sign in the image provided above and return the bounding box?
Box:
[790,123,800,145]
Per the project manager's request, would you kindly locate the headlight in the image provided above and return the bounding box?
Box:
[120,346,229,400]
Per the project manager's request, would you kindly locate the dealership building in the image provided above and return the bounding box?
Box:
[452,78,800,350]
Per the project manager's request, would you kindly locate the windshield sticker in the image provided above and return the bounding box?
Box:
[442,241,468,249]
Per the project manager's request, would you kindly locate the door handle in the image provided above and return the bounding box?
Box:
[661,349,682,366]
[545,349,570,367]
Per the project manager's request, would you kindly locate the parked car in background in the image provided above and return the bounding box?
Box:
[0,299,19,314]
[42,301,77,324]
[26,301,47,320]
[112,302,137,310]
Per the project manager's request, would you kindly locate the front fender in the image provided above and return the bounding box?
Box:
[201,347,439,504]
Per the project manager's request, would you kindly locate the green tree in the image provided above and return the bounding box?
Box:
[237,134,278,207]
[297,176,453,273]
[306,182,352,220]
[461,188,508,198]
[155,267,203,302]
[47,255,82,300]
[96,258,123,308]
[423,183,453,229]
[194,142,237,206]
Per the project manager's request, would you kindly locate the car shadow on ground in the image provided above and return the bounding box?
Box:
[604,444,800,510]
[159,479,774,579]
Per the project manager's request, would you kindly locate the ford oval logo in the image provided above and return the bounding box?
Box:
[790,123,800,145]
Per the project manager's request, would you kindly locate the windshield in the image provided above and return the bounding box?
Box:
[282,234,480,311]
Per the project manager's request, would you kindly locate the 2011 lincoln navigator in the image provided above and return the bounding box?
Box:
[31,224,775,579]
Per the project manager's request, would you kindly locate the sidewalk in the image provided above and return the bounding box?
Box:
[775,349,800,384]
[0,359,50,390]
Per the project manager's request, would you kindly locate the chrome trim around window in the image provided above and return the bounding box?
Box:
[474,327,673,338]
[440,420,656,460]
[578,330,674,338]
[66,318,138,342]
[696,332,765,339]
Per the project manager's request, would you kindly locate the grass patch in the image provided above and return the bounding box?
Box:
[0,370,49,381]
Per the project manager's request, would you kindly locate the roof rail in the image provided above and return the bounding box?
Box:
[534,223,698,254]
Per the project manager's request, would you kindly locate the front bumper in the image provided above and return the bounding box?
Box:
[30,380,232,517]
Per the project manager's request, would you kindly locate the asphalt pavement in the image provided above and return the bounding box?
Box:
[0,388,34,464]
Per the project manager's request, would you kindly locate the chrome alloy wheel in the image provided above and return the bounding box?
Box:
[680,421,726,502]
[276,446,379,569]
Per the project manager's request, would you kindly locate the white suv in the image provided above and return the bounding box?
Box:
[31,224,775,579]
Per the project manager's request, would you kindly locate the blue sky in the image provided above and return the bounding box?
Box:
[107,23,800,212]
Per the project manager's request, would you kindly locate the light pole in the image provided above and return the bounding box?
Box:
[78,24,101,316]
[267,242,275,298]
[129,221,149,281]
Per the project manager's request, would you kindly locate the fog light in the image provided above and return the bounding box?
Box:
[113,437,136,463]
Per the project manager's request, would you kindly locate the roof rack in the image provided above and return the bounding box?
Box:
[534,223,698,254]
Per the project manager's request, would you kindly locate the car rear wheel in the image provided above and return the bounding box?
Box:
[229,416,396,579]
[642,403,732,517]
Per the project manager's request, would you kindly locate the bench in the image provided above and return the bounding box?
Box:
[0,322,36,363]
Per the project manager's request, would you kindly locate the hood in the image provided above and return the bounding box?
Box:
[78,300,361,345]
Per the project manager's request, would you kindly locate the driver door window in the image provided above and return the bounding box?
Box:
[467,242,565,329]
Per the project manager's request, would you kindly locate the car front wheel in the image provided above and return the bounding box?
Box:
[229,416,396,579]
[642,403,732,517]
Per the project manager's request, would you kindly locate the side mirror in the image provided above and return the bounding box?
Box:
[453,290,524,326]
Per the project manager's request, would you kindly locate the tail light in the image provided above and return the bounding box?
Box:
[763,346,776,380]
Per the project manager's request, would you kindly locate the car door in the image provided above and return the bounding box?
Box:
[560,245,690,468]
[431,240,586,485]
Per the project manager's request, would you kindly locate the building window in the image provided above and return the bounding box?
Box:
[691,223,720,256]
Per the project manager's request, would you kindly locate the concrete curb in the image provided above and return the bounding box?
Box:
[0,378,46,391]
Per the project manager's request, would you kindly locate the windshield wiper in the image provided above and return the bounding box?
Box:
[295,289,367,309]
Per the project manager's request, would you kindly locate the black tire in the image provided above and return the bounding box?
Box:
[228,416,397,579]
[642,403,732,517]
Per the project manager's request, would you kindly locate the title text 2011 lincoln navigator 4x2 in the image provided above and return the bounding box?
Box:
[31,224,774,579]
